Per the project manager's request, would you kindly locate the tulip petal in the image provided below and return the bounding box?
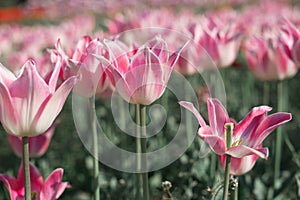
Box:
[104,39,129,75]
[73,60,103,98]
[226,145,269,159]
[0,174,19,200]
[146,36,168,63]
[168,41,189,68]
[199,31,219,63]
[54,39,69,61]
[33,76,78,135]
[130,48,162,95]
[198,126,226,154]
[135,49,164,104]
[29,164,44,193]
[41,168,70,199]
[276,45,297,80]
[231,154,259,176]
[234,106,271,139]
[56,182,71,199]
[48,55,63,93]
[72,35,92,61]
[218,154,259,176]
[9,60,51,136]
[7,134,23,157]
[14,162,43,196]
[0,63,16,85]
[292,40,300,65]
[143,48,163,85]
[207,98,230,137]
[178,101,206,126]
[29,125,55,158]
[0,83,18,135]
[252,112,292,147]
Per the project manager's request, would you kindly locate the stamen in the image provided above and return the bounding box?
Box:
[232,138,243,147]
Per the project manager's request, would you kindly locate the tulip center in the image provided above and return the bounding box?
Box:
[231,138,243,147]
[224,122,243,148]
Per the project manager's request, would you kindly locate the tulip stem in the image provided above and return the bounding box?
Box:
[222,154,231,200]
[263,82,269,105]
[222,123,233,200]
[135,104,142,200]
[274,81,285,192]
[184,77,193,148]
[210,153,217,182]
[141,105,149,200]
[135,104,149,200]
[22,136,31,200]
[90,96,100,200]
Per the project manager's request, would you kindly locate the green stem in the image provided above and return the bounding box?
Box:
[22,136,31,200]
[222,154,231,200]
[263,82,269,105]
[210,153,217,182]
[135,104,142,200]
[184,76,193,148]
[274,81,285,191]
[118,96,126,130]
[90,96,100,200]
[141,105,149,200]
[222,123,233,200]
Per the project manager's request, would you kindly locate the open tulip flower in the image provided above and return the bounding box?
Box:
[0,162,70,200]
[7,123,56,158]
[179,98,292,159]
[99,36,184,105]
[0,57,78,137]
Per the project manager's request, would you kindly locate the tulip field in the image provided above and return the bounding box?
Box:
[1,0,300,200]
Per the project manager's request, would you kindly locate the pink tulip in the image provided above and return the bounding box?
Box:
[0,162,70,200]
[99,36,183,105]
[50,36,92,80]
[52,36,114,98]
[72,38,111,98]
[7,123,56,158]
[179,98,291,159]
[189,15,242,69]
[0,57,78,137]
[218,153,259,176]
[243,22,298,81]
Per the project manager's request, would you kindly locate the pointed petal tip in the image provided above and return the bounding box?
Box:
[179,101,207,126]
[256,105,272,111]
